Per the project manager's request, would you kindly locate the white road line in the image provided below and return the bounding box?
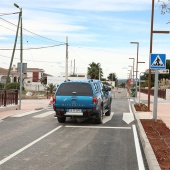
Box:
[130,99,134,102]
[128,99,133,113]
[11,110,40,117]
[132,125,145,170]
[33,111,54,118]
[103,112,114,124]
[65,126,131,129]
[0,126,62,166]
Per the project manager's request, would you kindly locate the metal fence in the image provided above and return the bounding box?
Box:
[0,89,18,107]
[140,88,166,99]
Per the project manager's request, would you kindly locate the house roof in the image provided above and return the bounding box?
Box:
[0,67,18,75]
[27,68,45,72]
[0,67,8,74]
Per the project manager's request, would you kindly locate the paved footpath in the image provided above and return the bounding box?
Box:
[0,99,50,120]
[135,92,170,128]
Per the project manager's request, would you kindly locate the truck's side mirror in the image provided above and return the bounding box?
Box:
[102,86,111,92]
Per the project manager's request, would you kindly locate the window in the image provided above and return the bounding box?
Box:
[94,83,98,92]
[56,83,93,96]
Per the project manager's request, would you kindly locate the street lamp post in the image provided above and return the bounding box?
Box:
[128,66,133,79]
[129,58,135,81]
[14,3,23,110]
[130,42,139,97]
[130,42,139,79]
[99,63,100,80]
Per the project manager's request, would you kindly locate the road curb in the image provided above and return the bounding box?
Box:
[131,104,161,170]
[0,105,19,112]
[35,107,44,110]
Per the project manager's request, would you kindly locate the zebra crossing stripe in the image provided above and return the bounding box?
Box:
[33,111,55,118]
[11,110,40,117]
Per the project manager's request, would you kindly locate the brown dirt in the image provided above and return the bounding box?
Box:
[134,103,149,112]
[134,104,170,170]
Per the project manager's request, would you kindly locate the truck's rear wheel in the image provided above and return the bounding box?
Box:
[105,103,111,116]
[96,106,103,124]
[58,117,66,123]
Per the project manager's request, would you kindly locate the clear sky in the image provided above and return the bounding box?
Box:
[0,0,170,79]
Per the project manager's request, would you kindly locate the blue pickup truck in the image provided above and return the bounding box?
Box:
[53,79,112,124]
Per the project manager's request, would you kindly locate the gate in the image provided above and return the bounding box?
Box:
[0,89,18,107]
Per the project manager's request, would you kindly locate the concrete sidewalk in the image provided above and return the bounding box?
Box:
[0,99,50,120]
[133,92,170,170]
[135,92,170,128]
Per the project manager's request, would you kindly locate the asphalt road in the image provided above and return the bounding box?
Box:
[0,88,149,170]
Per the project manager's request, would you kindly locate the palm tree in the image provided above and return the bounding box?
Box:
[48,83,56,94]
[87,62,103,79]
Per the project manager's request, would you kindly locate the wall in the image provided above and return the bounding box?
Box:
[166,89,170,100]
[24,82,44,91]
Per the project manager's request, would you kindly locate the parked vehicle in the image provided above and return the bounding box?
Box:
[53,79,112,124]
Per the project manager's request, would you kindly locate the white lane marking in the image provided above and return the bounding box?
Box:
[65,126,131,129]
[11,110,40,117]
[0,126,62,166]
[130,99,134,102]
[33,111,54,118]
[123,112,134,124]
[128,99,133,113]
[103,112,114,124]
[132,125,145,170]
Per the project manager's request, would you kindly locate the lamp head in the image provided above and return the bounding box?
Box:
[130,42,139,44]
[14,3,19,8]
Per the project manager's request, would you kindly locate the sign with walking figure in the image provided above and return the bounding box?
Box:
[150,54,166,70]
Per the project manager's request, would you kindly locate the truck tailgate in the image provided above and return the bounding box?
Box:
[55,96,94,108]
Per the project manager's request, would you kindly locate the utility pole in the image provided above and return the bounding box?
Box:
[65,36,68,80]
[6,9,21,86]
[99,63,100,80]
[13,3,23,110]
[74,59,75,75]
[148,0,154,111]
[148,0,169,111]
[19,7,23,110]
[70,60,72,76]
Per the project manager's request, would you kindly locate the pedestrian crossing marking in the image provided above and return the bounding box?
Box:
[33,111,54,118]
[151,55,164,67]
[11,110,40,117]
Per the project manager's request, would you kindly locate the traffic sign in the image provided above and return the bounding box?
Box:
[150,54,166,70]
[145,69,169,74]
[158,69,169,74]
[134,78,139,82]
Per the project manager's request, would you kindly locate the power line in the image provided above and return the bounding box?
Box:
[0,17,66,44]
[0,43,65,50]
[0,12,19,16]
[0,24,16,32]
[0,54,65,64]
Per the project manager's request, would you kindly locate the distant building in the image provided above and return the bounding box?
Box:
[0,66,19,83]
[0,65,51,91]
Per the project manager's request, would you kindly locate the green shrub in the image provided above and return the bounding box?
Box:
[6,83,20,89]
[0,83,5,89]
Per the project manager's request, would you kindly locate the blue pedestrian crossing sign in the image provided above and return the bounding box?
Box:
[150,54,166,70]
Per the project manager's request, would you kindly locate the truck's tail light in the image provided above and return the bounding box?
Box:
[53,96,56,103]
[93,97,97,104]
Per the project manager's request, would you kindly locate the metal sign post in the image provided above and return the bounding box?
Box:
[150,53,166,121]
[153,70,159,121]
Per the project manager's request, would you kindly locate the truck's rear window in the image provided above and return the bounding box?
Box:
[56,83,93,96]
